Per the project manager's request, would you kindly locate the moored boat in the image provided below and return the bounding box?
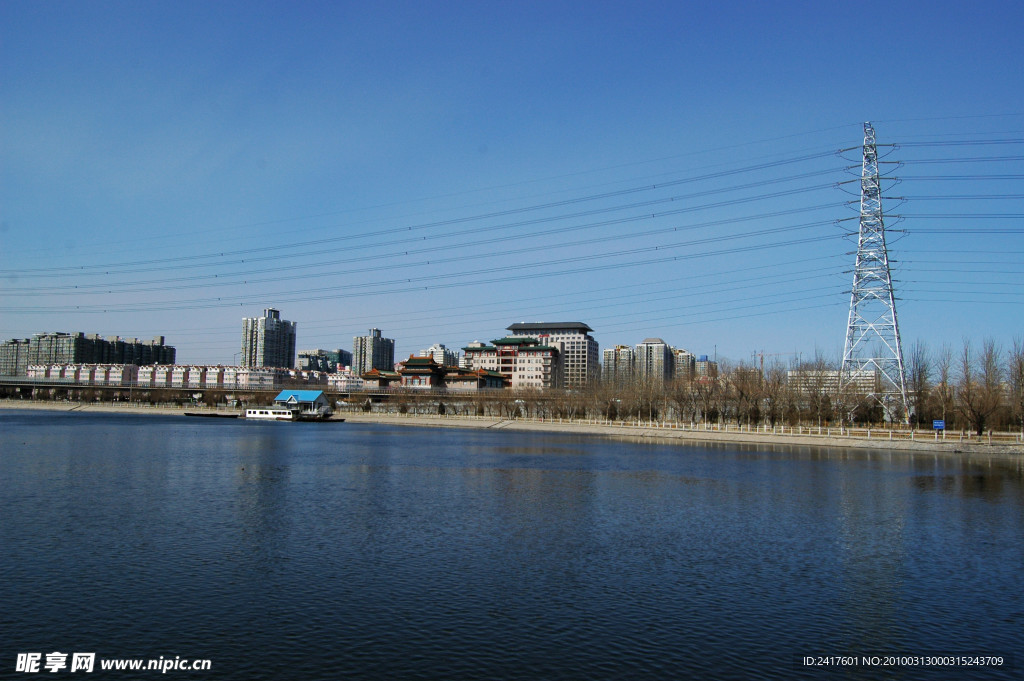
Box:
[244,406,338,421]
[245,407,300,421]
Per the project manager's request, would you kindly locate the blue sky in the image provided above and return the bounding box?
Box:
[2,0,1022,367]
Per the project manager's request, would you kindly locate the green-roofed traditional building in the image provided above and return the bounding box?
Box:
[397,355,447,389]
[395,356,508,391]
[443,368,508,391]
[360,368,402,389]
[462,337,561,389]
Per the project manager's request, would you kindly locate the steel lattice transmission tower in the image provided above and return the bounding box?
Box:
[840,122,910,423]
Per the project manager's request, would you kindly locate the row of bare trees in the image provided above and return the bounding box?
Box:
[366,338,1023,434]
[906,339,1024,434]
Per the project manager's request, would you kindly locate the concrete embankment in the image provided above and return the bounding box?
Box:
[3,400,1021,458]
[339,413,1024,457]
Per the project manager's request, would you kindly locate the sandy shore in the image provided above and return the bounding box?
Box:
[4,399,1022,457]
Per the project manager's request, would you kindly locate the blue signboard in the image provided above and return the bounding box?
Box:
[933,420,945,430]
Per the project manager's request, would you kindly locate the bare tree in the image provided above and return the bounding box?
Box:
[587,382,620,421]
[692,375,721,426]
[1010,337,1024,434]
[906,339,931,427]
[956,339,1004,436]
[930,344,956,429]
[792,353,834,427]
[761,361,787,427]
[667,376,700,425]
[728,363,763,427]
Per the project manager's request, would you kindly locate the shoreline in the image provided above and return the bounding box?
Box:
[3,399,1022,458]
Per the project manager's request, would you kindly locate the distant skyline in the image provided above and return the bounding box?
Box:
[2,1,1021,366]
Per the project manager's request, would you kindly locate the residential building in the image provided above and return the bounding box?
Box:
[138,365,174,387]
[460,342,486,369]
[327,349,353,369]
[327,368,365,392]
[0,339,30,376]
[695,355,719,379]
[602,345,635,385]
[463,337,561,389]
[672,347,696,380]
[297,348,351,373]
[353,328,395,374]
[418,343,459,367]
[505,322,598,388]
[96,335,176,365]
[635,338,674,382]
[241,308,297,369]
[1,333,174,376]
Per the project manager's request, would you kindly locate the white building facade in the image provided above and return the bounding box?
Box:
[505,322,598,389]
[463,337,560,389]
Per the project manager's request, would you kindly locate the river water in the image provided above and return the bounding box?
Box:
[1,410,1021,679]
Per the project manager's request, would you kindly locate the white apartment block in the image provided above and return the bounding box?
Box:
[787,369,879,395]
[418,343,459,367]
[327,368,366,392]
[505,322,598,389]
[28,364,327,390]
[27,364,140,384]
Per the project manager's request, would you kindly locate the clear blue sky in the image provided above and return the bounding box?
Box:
[2,0,1022,367]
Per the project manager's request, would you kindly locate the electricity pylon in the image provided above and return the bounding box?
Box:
[840,122,910,424]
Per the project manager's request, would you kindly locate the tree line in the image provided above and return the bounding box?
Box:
[377,338,1024,435]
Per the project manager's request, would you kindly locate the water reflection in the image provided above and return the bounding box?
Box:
[1,412,1022,681]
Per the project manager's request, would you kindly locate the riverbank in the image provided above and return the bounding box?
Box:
[338,412,1024,457]
[4,398,1022,457]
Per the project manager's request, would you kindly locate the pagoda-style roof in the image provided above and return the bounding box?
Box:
[491,336,540,346]
[401,355,442,366]
[399,356,446,374]
[361,368,400,379]
[506,321,593,333]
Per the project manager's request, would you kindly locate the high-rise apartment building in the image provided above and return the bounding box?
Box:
[672,347,696,380]
[1,332,175,376]
[241,308,297,369]
[602,345,635,385]
[0,339,31,376]
[353,328,395,375]
[505,322,598,388]
[635,338,674,382]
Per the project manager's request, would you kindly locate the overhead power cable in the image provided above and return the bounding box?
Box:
[0,150,841,276]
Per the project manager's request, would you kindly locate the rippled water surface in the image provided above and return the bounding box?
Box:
[2,410,1022,679]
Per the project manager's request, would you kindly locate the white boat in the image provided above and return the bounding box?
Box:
[245,407,300,421]
[244,405,336,421]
